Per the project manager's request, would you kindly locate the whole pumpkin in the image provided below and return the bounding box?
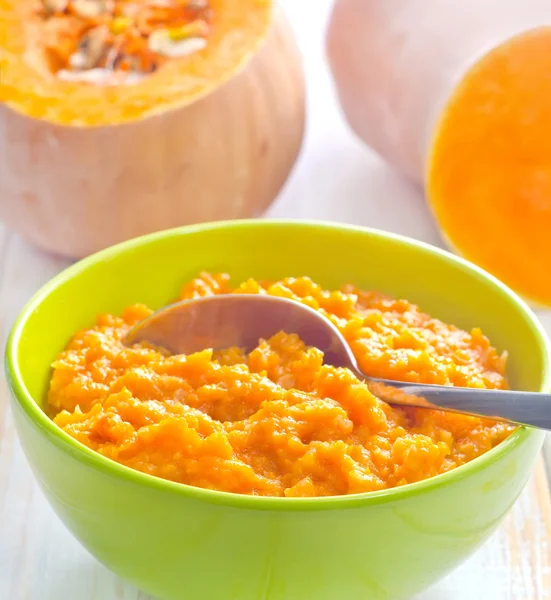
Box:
[0,0,305,258]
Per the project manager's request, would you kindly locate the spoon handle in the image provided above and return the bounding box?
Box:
[365,378,551,430]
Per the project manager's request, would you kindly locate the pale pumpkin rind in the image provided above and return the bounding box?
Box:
[0,2,305,258]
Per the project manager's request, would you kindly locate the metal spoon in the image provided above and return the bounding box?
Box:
[124,294,551,430]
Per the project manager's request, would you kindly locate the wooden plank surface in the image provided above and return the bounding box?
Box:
[414,457,551,600]
[2,2,551,598]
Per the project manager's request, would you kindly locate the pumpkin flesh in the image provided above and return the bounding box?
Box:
[0,0,272,125]
[428,27,551,306]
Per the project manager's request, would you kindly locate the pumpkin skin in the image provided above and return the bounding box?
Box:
[326,0,551,306]
[0,2,305,258]
[326,0,551,182]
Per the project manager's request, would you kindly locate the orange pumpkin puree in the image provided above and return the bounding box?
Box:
[47,272,515,497]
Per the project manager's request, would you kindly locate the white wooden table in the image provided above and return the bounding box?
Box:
[1,2,551,598]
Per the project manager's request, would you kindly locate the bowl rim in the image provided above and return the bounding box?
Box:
[6,219,551,511]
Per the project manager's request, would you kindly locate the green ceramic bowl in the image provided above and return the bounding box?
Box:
[6,220,551,600]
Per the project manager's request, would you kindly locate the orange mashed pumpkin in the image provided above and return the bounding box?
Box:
[48,272,515,497]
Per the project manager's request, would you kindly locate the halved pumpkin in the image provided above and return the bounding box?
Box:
[0,0,305,258]
[327,0,551,306]
[428,28,551,307]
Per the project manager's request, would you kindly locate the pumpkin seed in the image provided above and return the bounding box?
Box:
[58,66,144,85]
[104,45,121,71]
[42,0,69,14]
[70,0,112,19]
[186,0,208,9]
[69,25,109,70]
[57,67,113,83]
[147,0,175,6]
[148,29,206,57]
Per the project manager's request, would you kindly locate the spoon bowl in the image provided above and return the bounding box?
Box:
[125,293,551,430]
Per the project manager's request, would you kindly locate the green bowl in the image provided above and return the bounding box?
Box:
[6,220,551,600]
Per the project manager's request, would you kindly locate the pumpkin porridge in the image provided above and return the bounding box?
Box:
[47,272,515,497]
